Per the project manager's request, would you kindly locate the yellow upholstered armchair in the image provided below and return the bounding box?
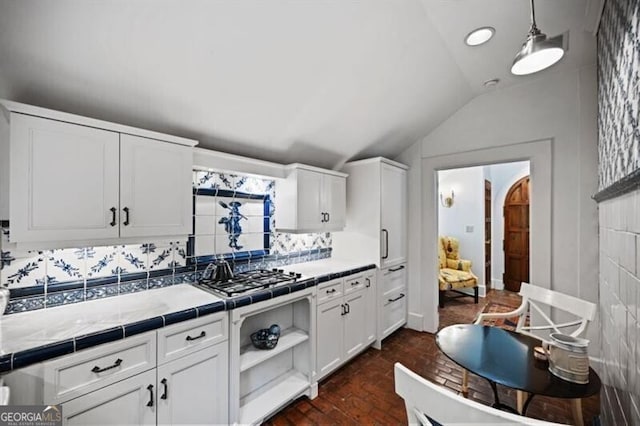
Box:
[438,236,478,308]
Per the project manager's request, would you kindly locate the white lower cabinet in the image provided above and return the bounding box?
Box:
[63,369,156,426]
[376,263,407,345]
[157,344,228,425]
[4,313,229,426]
[316,296,344,378]
[316,272,376,381]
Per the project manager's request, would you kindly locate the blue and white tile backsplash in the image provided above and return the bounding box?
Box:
[0,170,332,314]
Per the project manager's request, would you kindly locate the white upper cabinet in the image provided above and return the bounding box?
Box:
[1,101,197,245]
[9,114,121,242]
[332,157,408,267]
[120,134,192,238]
[275,164,347,233]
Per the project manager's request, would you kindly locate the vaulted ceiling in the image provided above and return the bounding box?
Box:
[0,0,597,170]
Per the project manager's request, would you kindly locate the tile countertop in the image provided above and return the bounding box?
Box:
[0,259,376,373]
[282,258,377,280]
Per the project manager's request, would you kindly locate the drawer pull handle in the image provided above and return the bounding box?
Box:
[326,289,336,294]
[91,358,123,373]
[388,293,405,303]
[186,331,206,341]
[389,265,405,272]
[160,378,168,400]
[109,207,117,227]
[123,207,130,226]
[146,384,154,407]
[351,281,359,286]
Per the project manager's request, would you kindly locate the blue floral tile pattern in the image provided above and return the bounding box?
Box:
[117,245,147,275]
[1,253,46,289]
[86,246,118,278]
[149,246,172,271]
[46,248,85,284]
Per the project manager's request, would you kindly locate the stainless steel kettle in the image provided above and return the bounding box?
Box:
[213,260,234,282]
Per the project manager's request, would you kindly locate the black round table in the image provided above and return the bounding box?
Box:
[436,324,601,415]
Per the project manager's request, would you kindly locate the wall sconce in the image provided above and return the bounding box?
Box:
[440,190,455,208]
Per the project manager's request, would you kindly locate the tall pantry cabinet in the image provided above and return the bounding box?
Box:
[332,157,408,347]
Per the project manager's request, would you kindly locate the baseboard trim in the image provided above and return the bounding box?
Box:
[492,279,504,290]
[407,312,424,331]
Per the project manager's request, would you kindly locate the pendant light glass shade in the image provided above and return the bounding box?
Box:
[511,0,565,75]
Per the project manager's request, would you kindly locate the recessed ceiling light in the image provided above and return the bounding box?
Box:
[483,78,500,88]
[464,27,495,46]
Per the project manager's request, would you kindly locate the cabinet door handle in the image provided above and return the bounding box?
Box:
[389,265,405,272]
[326,288,336,294]
[146,384,154,407]
[382,229,389,259]
[109,207,117,227]
[365,277,371,288]
[388,293,405,303]
[345,303,350,314]
[123,207,130,226]
[327,212,330,222]
[341,304,346,316]
[186,330,206,341]
[91,358,123,373]
[320,212,326,223]
[160,378,168,400]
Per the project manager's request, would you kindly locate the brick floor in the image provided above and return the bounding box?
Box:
[264,290,600,425]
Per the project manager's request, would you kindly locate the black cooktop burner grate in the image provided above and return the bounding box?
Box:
[197,269,301,297]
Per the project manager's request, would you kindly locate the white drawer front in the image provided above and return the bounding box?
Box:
[343,274,365,295]
[157,313,228,365]
[316,280,343,305]
[44,332,156,404]
[382,289,407,338]
[380,264,407,296]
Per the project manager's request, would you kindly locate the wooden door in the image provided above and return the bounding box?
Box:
[484,180,492,290]
[503,176,530,292]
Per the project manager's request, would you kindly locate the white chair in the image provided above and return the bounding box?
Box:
[462,283,597,425]
[394,363,561,425]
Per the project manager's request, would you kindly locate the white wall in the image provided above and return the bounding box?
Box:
[396,65,600,358]
[489,161,530,289]
[437,167,485,291]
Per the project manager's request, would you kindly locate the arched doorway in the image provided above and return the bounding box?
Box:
[503,175,530,292]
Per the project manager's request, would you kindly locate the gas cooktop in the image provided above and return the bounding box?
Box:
[196,269,302,298]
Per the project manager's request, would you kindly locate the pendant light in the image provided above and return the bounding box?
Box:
[511,0,565,75]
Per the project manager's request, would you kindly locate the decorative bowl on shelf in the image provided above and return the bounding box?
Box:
[250,324,281,350]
